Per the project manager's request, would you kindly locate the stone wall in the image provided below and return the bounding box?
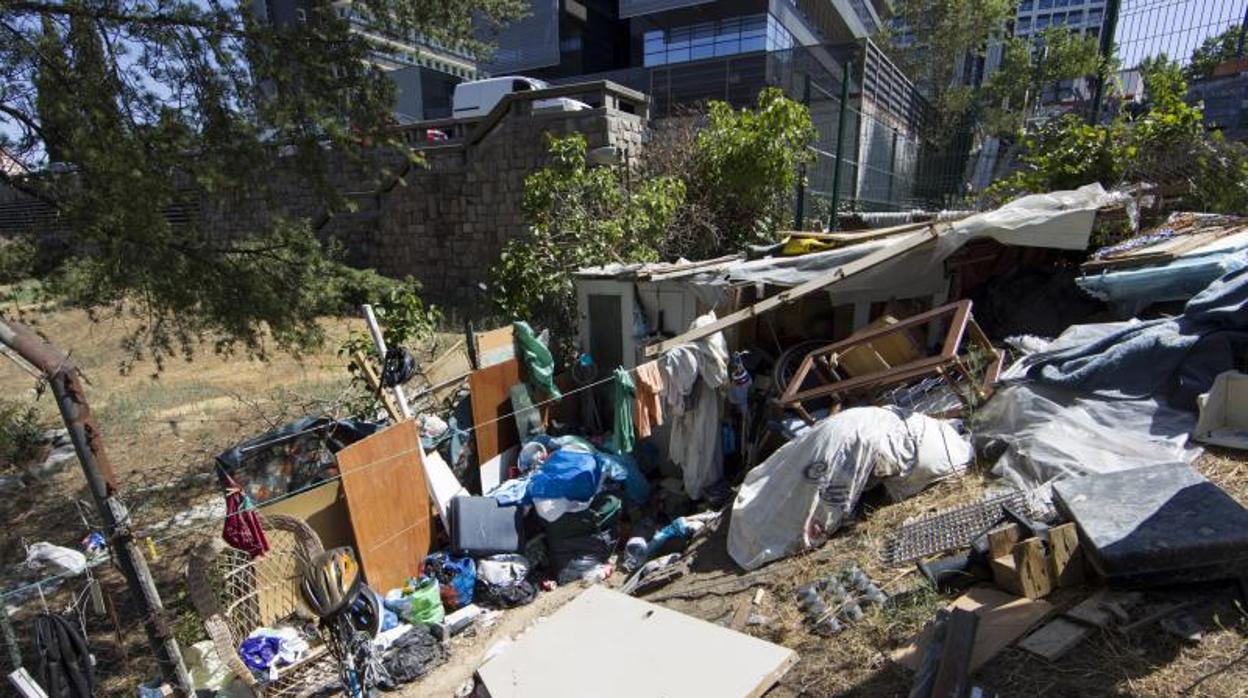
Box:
[362,105,647,303]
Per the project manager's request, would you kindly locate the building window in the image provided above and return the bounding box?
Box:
[1055,0,1069,6]
[1067,10,1083,25]
[1018,16,1032,32]
[1038,0,1053,8]
[1036,14,1051,28]
[1020,0,1034,10]
[1088,7,1103,22]
[644,13,792,67]
[1052,12,1065,25]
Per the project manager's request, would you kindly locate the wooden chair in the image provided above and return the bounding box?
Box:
[187,513,339,696]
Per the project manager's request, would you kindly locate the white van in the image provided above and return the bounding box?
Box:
[451,76,591,118]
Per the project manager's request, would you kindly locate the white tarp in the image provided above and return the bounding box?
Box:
[728,407,972,571]
[689,184,1121,303]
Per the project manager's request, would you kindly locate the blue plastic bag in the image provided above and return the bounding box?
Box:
[424,552,476,611]
[528,449,601,504]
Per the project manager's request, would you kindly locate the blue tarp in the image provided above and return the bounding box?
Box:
[1020,266,1248,410]
[1077,237,1248,316]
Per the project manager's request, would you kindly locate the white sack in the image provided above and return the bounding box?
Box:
[728,407,971,571]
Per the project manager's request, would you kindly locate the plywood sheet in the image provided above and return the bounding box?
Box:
[1018,617,1090,661]
[892,586,1055,673]
[259,479,355,552]
[336,421,432,593]
[476,326,515,368]
[478,585,797,698]
[469,357,521,465]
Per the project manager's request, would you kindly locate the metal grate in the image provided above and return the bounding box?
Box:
[880,490,1039,566]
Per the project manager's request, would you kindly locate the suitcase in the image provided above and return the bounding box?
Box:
[449,496,524,556]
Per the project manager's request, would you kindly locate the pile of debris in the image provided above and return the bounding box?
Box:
[128,183,1248,698]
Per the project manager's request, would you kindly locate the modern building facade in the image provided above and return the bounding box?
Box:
[250,0,478,120]
[484,0,893,81]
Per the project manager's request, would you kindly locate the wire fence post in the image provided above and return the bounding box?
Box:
[1090,0,1122,124]
[830,59,852,230]
[0,320,194,695]
[794,72,811,230]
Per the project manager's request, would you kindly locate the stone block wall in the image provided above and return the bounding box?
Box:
[364,105,647,304]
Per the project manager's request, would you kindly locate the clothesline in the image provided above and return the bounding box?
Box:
[0,330,725,603]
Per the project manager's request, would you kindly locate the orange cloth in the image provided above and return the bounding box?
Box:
[633,360,665,440]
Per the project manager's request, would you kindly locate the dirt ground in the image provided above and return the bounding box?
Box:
[2,302,1246,696]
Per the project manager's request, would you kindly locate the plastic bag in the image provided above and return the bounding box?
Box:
[424,552,476,611]
[384,577,445,625]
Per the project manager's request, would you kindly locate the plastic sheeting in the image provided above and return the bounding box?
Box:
[1077,231,1248,316]
[976,321,1201,497]
[688,184,1121,305]
[728,407,971,571]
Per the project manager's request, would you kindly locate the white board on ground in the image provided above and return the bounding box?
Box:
[477,585,797,698]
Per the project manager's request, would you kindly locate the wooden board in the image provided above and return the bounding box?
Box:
[421,339,471,403]
[1064,590,1143,628]
[1048,523,1085,588]
[893,586,1056,673]
[259,479,355,552]
[644,227,941,357]
[336,420,432,593]
[468,357,521,465]
[1018,618,1091,661]
[478,585,797,698]
[476,326,515,367]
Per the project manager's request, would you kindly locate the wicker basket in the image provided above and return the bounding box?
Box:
[186,513,340,696]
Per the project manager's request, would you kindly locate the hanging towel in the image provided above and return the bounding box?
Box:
[610,367,636,454]
[633,360,665,439]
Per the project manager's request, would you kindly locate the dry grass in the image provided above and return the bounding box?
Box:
[648,453,1248,698]
[0,301,459,694]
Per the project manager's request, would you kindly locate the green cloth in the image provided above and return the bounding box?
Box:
[513,321,561,399]
[610,367,636,454]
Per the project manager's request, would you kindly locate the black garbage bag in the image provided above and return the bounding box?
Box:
[378,626,447,690]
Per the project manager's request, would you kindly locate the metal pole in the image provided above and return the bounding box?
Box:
[1090,0,1122,124]
[361,304,412,419]
[0,320,193,695]
[830,60,852,231]
[794,73,811,230]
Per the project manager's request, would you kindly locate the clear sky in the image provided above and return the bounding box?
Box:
[1115,0,1247,69]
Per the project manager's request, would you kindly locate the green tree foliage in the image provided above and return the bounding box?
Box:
[0,398,43,470]
[490,89,814,347]
[0,0,525,366]
[689,87,816,254]
[491,133,685,348]
[982,29,1105,136]
[985,54,1248,214]
[884,0,1017,137]
[1185,24,1244,81]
